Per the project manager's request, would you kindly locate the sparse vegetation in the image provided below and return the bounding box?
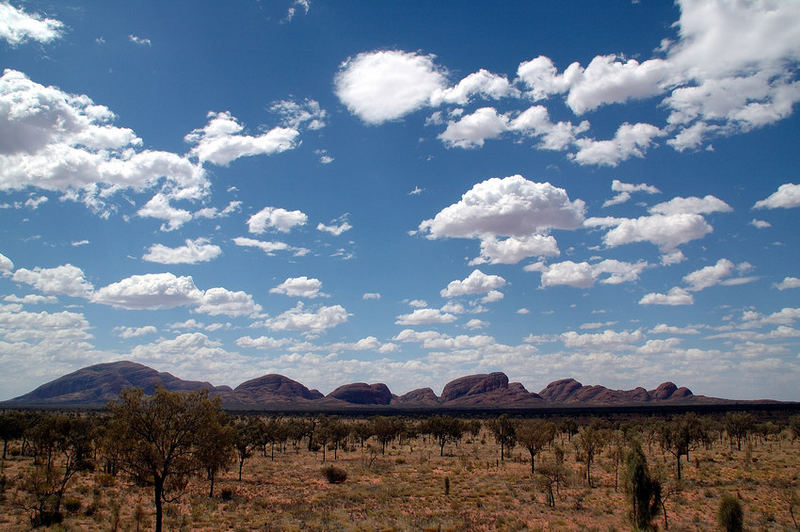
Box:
[0,395,797,530]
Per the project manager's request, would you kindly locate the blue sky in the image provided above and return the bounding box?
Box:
[1,0,799,401]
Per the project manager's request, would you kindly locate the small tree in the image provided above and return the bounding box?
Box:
[515,419,556,475]
[233,418,260,480]
[423,415,465,457]
[487,414,516,462]
[371,416,403,455]
[724,412,753,451]
[110,387,224,532]
[0,410,24,461]
[718,493,744,532]
[575,423,606,487]
[624,440,661,531]
[195,410,234,497]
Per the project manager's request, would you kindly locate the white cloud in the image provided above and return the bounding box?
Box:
[143,238,222,264]
[750,218,771,229]
[481,290,504,304]
[113,325,157,339]
[649,195,732,215]
[232,237,309,257]
[419,175,585,240]
[136,193,193,231]
[317,215,352,236]
[185,111,299,166]
[529,259,647,288]
[3,294,57,305]
[235,335,291,350]
[196,287,261,317]
[24,195,47,209]
[516,308,530,315]
[649,323,701,335]
[516,55,581,100]
[465,318,488,330]
[12,264,94,298]
[570,122,664,166]
[683,258,735,291]
[92,273,203,310]
[0,3,63,46]
[130,332,233,365]
[71,239,89,247]
[128,34,151,46]
[0,252,12,273]
[585,213,713,251]
[440,269,506,298]
[775,277,800,291]
[603,192,630,208]
[193,200,241,219]
[508,105,590,151]
[247,206,308,233]
[438,107,509,148]
[408,299,428,308]
[362,292,381,300]
[470,234,560,265]
[261,302,349,333]
[334,50,446,124]
[639,287,694,306]
[270,276,326,298]
[430,69,518,106]
[754,183,800,209]
[0,70,206,213]
[395,308,457,326]
[270,98,326,130]
[561,329,644,349]
[409,186,423,196]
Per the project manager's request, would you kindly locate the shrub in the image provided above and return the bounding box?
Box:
[220,488,234,501]
[321,465,347,484]
[64,498,82,513]
[718,493,744,532]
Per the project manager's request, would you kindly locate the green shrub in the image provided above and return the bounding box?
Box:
[321,465,347,484]
[718,493,743,532]
[220,488,234,501]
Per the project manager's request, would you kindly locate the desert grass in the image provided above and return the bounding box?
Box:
[1,423,798,530]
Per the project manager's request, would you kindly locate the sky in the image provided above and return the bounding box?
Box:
[1,0,799,401]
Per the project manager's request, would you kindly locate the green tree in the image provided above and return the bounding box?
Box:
[423,415,465,457]
[110,387,224,532]
[575,423,606,487]
[724,412,753,451]
[371,416,403,455]
[233,418,260,480]
[487,414,516,462]
[0,410,24,461]
[623,440,661,531]
[195,409,234,497]
[514,419,556,475]
[658,413,704,480]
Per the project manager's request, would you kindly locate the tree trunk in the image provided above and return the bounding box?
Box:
[208,470,215,498]
[500,441,505,462]
[676,452,682,480]
[529,451,535,475]
[154,478,164,532]
[238,458,244,481]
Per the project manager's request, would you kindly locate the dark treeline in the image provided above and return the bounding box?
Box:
[1,386,799,530]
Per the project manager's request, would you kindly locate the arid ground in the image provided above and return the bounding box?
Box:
[1,413,798,531]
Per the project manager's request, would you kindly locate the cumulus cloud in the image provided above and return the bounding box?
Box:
[12,264,94,297]
[750,218,771,229]
[143,238,222,264]
[92,273,203,310]
[136,193,193,231]
[585,213,713,252]
[232,237,309,257]
[431,69,518,106]
[470,234,560,265]
[0,251,13,273]
[683,258,735,291]
[235,335,291,350]
[395,308,457,326]
[440,269,506,298]
[113,325,157,339]
[561,329,644,349]
[362,292,381,300]
[130,332,232,364]
[649,195,732,216]
[260,302,349,332]
[570,122,664,166]
[753,183,800,209]
[193,200,241,219]
[639,287,694,306]
[185,111,299,166]
[0,70,207,214]
[0,3,63,46]
[247,206,308,234]
[776,277,800,291]
[527,259,647,288]
[438,107,509,148]
[3,294,57,305]
[196,287,261,317]
[465,318,488,330]
[612,180,662,195]
[334,50,446,124]
[269,276,326,298]
[419,175,585,240]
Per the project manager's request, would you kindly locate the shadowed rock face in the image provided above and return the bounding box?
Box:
[539,379,694,403]
[234,374,323,401]
[440,372,509,402]
[394,387,439,404]
[327,382,392,405]
[8,361,229,405]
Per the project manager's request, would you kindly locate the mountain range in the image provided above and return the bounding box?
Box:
[0,360,740,410]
